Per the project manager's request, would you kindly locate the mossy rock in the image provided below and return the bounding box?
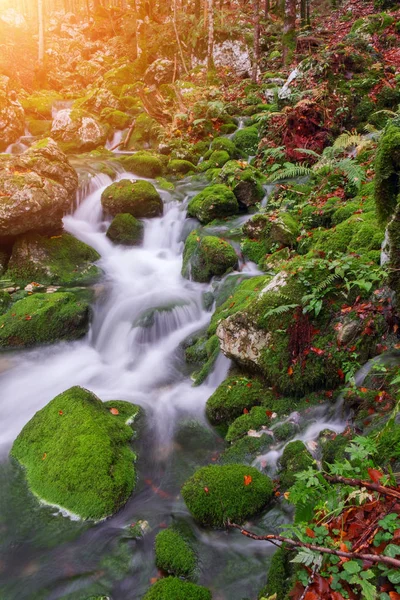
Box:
[375,122,400,223]
[101,179,163,218]
[100,108,131,130]
[11,387,140,520]
[106,213,144,246]
[219,434,273,465]
[0,249,8,276]
[210,137,240,159]
[258,546,293,600]
[233,126,259,155]
[187,184,239,224]
[243,212,299,250]
[126,113,161,150]
[6,233,101,287]
[182,464,273,527]
[143,577,211,600]
[27,119,53,137]
[278,441,313,490]
[155,527,197,578]
[0,290,12,313]
[119,152,164,179]
[226,406,272,442]
[190,334,221,387]
[182,231,238,283]
[199,150,230,173]
[313,211,383,255]
[0,292,90,348]
[167,159,198,175]
[220,123,237,135]
[206,376,268,425]
[217,160,265,207]
[21,91,62,118]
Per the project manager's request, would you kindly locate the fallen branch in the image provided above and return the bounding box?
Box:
[227,521,400,569]
[109,119,136,152]
[323,474,400,500]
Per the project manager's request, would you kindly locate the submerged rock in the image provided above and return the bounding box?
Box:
[0,138,78,240]
[0,292,90,348]
[6,232,101,287]
[101,179,163,218]
[181,463,273,527]
[143,577,211,600]
[182,231,238,283]
[0,76,25,152]
[11,388,141,520]
[106,213,144,246]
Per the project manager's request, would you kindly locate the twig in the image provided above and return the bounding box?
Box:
[109,119,136,152]
[227,521,400,569]
[323,474,400,500]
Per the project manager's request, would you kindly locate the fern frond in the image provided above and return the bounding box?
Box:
[315,273,340,293]
[263,146,286,160]
[294,148,322,159]
[364,123,379,134]
[336,158,367,189]
[264,303,299,318]
[267,165,312,182]
[333,132,364,150]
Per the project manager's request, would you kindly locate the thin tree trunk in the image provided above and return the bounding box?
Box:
[207,0,214,71]
[38,0,44,66]
[264,0,270,18]
[173,0,189,74]
[252,0,260,82]
[282,0,296,64]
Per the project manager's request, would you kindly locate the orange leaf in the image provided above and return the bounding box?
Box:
[337,369,345,380]
[265,410,274,418]
[310,346,324,355]
[360,387,368,393]
[110,408,119,415]
[306,527,316,538]
[389,593,400,600]
[287,366,294,376]
[204,487,209,494]
[246,382,252,388]
[42,452,47,460]
[244,475,252,486]
[59,410,63,415]
[243,408,249,414]
[368,468,383,483]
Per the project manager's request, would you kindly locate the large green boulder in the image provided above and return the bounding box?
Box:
[206,376,267,425]
[187,184,239,224]
[233,126,259,155]
[100,107,131,130]
[101,179,163,218]
[155,527,196,578]
[11,387,141,520]
[143,577,211,600]
[167,159,198,175]
[181,464,273,527]
[119,152,164,178]
[182,231,238,283]
[6,232,100,287]
[0,293,90,348]
[199,150,230,173]
[106,213,144,246]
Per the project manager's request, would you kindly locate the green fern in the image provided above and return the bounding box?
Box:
[333,132,364,150]
[264,303,299,318]
[267,165,312,182]
[315,273,341,293]
[294,148,322,160]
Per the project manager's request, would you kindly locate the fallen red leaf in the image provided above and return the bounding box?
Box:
[110,408,119,415]
[244,475,252,486]
[368,468,383,483]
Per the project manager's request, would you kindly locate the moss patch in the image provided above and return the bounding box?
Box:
[182,231,238,283]
[106,213,144,246]
[181,464,273,527]
[0,293,90,349]
[187,184,239,224]
[279,441,314,490]
[143,577,211,600]
[167,159,198,175]
[233,126,259,155]
[155,527,197,578]
[11,387,140,520]
[119,153,164,179]
[206,376,270,426]
[101,179,163,218]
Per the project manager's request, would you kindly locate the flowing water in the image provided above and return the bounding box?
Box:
[0,162,351,599]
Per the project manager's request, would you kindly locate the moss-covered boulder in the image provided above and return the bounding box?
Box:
[233,126,259,155]
[51,109,108,152]
[6,232,101,287]
[226,406,272,442]
[100,107,131,130]
[106,214,144,246]
[21,91,62,119]
[187,184,239,224]
[11,387,140,520]
[0,76,25,152]
[126,113,161,150]
[217,160,266,207]
[278,441,314,490]
[167,159,198,175]
[375,122,400,223]
[243,212,300,251]
[0,293,90,348]
[0,138,78,239]
[181,464,273,527]
[143,577,211,600]
[199,150,231,172]
[206,376,268,425]
[182,232,238,283]
[155,527,196,578]
[27,119,52,137]
[119,152,164,179]
[210,137,240,159]
[101,179,163,218]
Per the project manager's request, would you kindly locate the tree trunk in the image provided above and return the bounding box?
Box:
[264,0,270,18]
[282,0,296,64]
[38,0,44,65]
[194,0,201,19]
[207,0,214,71]
[252,0,260,83]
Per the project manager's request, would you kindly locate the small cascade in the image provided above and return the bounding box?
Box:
[106,129,125,151]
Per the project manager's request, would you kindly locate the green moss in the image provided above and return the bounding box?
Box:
[321,432,351,469]
[226,406,272,442]
[155,528,197,578]
[182,464,273,527]
[187,184,239,224]
[351,12,394,34]
[242,212,299,251]
[375,123,400,223]
[167,159,198,175]
[21,91,62,118]
[274,422,297,442]
[0,293,89,348]
[11,387,140,519]
[143,577,211,600]
[6,233,101,287]
[258,546,293,600]
[199,150,231,172]
[182,232,238,283]
[126,113,161,150]
[100,108,131,130]
[101,179,163,218]
[0,290,12,313]
[220,123,237,135]
[210,137,240,158]
[27,119,52,137]
[279,441,314,490]
[119,153,164,178]
[219,434,273,465]
[192,335,220,386]
[106,213,144,246]
[233,126,259,155]
[206,376,269,425]
[241,238,269,264]
[217,160,265,207]
[313,212,384,255]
